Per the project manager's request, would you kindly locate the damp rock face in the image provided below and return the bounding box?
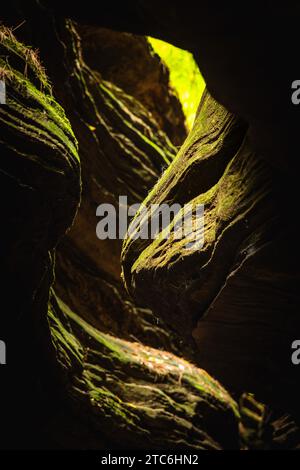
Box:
[49,290,240,450]
[122,89,300,414]
[78,26,187,146]
[0,25,80,341]
[29,18,187,353]
[0,19,242,450]
[1,3,300,451]
[122,90,249,332]
[0,26,81,447]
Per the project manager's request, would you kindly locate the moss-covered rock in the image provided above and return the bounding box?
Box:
[78,26,187,146]
[0,25,81,447]
[22,17,188,354]
[1,6,300,451]
[121,89,300,415]
[0,24,80,329]
[48,290,240,449]
[2,19,239,450]
[122,90,248,332]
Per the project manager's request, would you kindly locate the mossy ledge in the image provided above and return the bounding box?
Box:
[0,26,81,447]
[121,90,300,414]
[49,290,240,450]
[0,21,240,450]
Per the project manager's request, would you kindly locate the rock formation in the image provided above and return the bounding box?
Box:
[1,1,300,450]
[122,88,300,416]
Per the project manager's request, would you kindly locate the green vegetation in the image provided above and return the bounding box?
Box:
[148,37,205,130]
[48,290,240,449]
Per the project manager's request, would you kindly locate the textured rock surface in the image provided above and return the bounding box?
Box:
[39,1,300,174]
[0,18,241,449]
[0,24,80,350]
[1,0,300,451]
[0,26,81,447]
[239,393,300,450]
[122,90,248,334]
[48,290,240,450]
[29,18,188,353]
[78,26,187,146]
[122,89,300,414]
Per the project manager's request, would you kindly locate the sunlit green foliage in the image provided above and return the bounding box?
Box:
[148,37,205,131]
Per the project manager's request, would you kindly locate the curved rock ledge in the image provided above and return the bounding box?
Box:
[48,290,240,450]
[122,90,300,412]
